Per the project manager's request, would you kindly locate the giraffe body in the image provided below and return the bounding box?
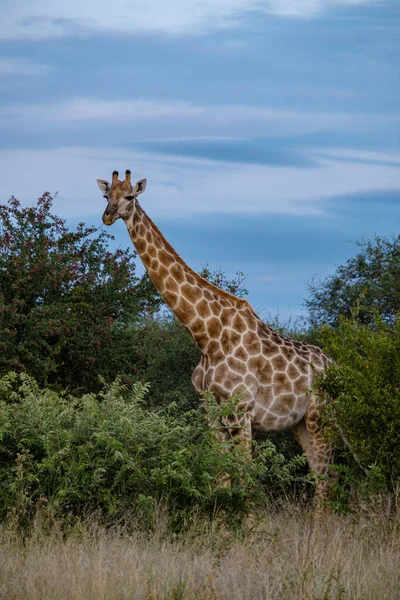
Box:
[192,311,330,434]
[97,171,335,510]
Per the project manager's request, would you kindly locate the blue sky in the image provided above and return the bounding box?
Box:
[0,0,399,320]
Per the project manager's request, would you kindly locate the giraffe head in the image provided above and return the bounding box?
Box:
[97,170,147,225]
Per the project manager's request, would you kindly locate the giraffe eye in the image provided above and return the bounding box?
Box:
[126,195,135,201]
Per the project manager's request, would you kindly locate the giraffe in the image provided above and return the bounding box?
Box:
[97,169,335,511]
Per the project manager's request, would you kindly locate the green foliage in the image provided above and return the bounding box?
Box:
[264,312,320,346]
[317,314,400,497]
[198,264,249,298]
[306,235,400,328]
[0,374,310,529]
[304,234,400,505]
[0,194,159,392]
[129,316,199,411]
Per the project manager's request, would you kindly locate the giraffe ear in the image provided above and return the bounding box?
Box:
[97,179,110,195]
[135,178,147,196]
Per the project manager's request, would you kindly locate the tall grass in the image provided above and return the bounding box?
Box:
[1,507,399,600]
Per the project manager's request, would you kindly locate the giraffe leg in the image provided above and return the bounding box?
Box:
[293,418,316,469]
[304,393,335,514]
[293,397,335,514]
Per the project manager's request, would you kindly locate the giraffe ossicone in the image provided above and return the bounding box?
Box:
[97,170,335,512]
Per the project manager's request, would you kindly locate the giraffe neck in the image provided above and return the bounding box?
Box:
[125,203,249,349]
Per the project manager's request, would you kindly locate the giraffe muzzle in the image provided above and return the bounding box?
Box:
[102,210,115,225]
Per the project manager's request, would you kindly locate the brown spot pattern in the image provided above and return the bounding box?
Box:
[182,284,200,303]
[293,375,309,395]
[259,361,273,384]
[271,354,286,372]
[234,346,248,361]
[197,299,211,318]
[273,372,292,394]
[207,317,222,338]
[287,363,300,380]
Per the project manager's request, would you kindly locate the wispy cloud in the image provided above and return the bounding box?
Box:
[1,145,399,219]
[267,0,383,18]
[1,97,396,139]
[0,0,385,40]
[0,58,51,78]
[311,148,400,166]
[0,98,202,124]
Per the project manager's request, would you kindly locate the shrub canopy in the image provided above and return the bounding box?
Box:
[306,235,400,328]
[0,194,159,392]
[318,314,400,497]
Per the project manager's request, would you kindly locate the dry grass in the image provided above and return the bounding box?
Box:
[1,507,399,600]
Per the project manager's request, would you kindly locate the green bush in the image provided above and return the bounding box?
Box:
[129,316,199,412]
[0,373,310,529]
[0,194,161,393]
[317,314,400,500]
[306,235,400,328]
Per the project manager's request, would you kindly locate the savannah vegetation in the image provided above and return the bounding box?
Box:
[1,194,399,599]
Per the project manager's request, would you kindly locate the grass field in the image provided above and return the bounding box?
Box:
[1,506,399,600]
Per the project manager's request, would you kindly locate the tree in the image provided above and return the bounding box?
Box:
[199,263,248,298]
[0,193,158,392]
[317,314,400,499]
[306,235,400,328]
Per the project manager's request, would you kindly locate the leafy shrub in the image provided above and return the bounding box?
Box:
[129,316,199,412]
[0,194,160,392]
[306,235,400,328]
[317,314,400,500]
[0,374,310,530]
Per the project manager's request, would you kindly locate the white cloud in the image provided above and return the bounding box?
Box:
[1,97,396,138]
[0,0,384,40]
[0,98,203,125]
[0,58,51,78]
[267,0,382,17]
[267,0,323,17]
[311,148,400,164]
[0,145,398,220]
